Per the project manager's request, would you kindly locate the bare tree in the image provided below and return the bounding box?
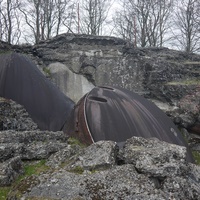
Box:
[114,1,137,45]
[43,0,75,37]
[146,0,173,47]
[172,0,200,53]
[55,0,69,35]
[114,0,150,47]
[79,0,112,35]
[19,0,75,44]
[114,0,173,47]
[57,0,76,34]
[19,0,41,44]
[0,0,21,44]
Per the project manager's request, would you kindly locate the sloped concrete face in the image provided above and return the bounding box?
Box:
[48,62,94,102]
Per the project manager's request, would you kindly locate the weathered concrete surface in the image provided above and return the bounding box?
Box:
[47,62,94,102]
[31,35,200,102]
[121,137,187,177]
[1,34,200,103]
[0,97,38,131]
[0,156,23,186]
[6,137,200,200]
[0,130,68,162]
[66,140,117,171]
[0,130,68,187]
[34,34,145,95]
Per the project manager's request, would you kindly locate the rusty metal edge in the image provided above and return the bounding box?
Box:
[84,90,95,143]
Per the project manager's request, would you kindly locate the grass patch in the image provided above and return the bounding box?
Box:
[166,79,200,86]
[16,159,49,183]
[21,197,58,200]
[0,159,50,199]
[0,187,10,200]
[25,160,48,175]
[0,50,12,55]
[184,61,200,65]
[43,67,51,77]
[67,137,87,148]
[192,151,200,165]
[13,160,49,195]
[69,166,84,174]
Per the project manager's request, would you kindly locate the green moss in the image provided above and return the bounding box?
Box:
[166,79,200,86]
[43,67,51,77]
[0,187,10,200]
[13,175,40,197]
[3,160,50,199]
[192,151,200,165]
[69,166,84,174]
[166,60,181,65]
[184,61,200,65]
[178,128,189,143]
[17,160,49,182]
[67,137,87,148]
[0,50,12,55]
[90,169,97,174]
[23,197,58,200]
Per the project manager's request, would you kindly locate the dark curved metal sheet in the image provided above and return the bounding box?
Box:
[0,52,74,131]
[84,86,193,162]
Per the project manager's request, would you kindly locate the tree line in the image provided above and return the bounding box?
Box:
[0,0,200,53]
